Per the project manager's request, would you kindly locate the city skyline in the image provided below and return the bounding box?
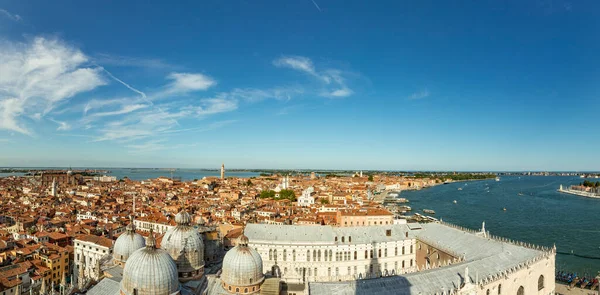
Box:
[1,1,599,171]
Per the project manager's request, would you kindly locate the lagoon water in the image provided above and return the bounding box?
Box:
[401,176,600,275]
[105,168,261,180]
[0,168,260,180]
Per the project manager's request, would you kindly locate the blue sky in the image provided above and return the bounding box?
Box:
[0,1,598,171]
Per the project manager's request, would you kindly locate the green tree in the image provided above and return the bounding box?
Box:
[260,190,275,199]
[277,189,296,201]
[246,179,253,186]
[320,198,329,204]
[368,175,374,181]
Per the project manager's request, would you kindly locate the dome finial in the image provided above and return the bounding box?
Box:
[239,230,249,247]
[126,216,135,232]
[146,228,156,249]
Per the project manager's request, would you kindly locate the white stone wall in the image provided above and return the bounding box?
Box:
[133,220,174,234]
[475,254,555,295]
[74,240,112,283]
[249,238,417,284]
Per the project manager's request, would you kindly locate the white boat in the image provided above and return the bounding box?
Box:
[495,177,500,181]
[453,200,457,204]
[458,188,462,191]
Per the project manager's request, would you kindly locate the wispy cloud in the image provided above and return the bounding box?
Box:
[125,139,200,153]
[94,53,178,70]
[49,119,71,131]
[86,104,149,118]
[227,87,304,103]
[102,68,147,99]
[0,37,106,135]
[274,56,354,98]
[152,73,216,99]
[311,0,322,12]
[0,9,21,22]
[408,89,430,100]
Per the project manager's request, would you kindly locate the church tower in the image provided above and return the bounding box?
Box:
[51,178,57,197]
[220,163,225,180]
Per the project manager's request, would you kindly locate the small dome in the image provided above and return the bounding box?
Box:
[113,220,145,264]
[162,209,204,278]
[120,232,179,295]
[221,234,264,287]
[174,210,191,225]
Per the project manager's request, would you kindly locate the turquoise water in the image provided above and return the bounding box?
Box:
[401,176,600,275]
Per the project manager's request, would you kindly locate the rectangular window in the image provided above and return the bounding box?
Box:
[386,229,391,236]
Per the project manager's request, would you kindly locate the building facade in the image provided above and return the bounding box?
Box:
[74,235,113,284]
[244,224,418,284]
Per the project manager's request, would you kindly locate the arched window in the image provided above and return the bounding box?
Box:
[293,249,296,261]
[498,284,502,294]
[283,249,287,261]
[273,249,277,261]
[335,237,338,242]
[244,288,248,293]
[329,250,332,261]
[410,245,413,253]
[487,289,490,295]
[402,246,405,255]
[378,249,381,257]
[364,250,368,259]
[318,250,321,261]
[307,250,310,261]
[395,247,398,256]
[517,286,524,295]
[314,268,317,276]
[349,236,352,242]
[538,275,544,290]
[313,250,316,261]
[402,260,405,268]
[354,251,357,260]
[324,249,328,261]
[384,248,388,257]
[269,249,273,260]
[228,286,232,291]
[342,236,345,242]
[235,288,239,293]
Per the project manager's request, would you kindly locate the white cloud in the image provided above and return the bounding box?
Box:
[408,89,430,100]
[274,56,318,77]
[190,98,238,116]
[328,88,353,97]
[0,37,106,135]
[273,55,354,98]
[0,9,21,22]
[87,103,148,118]
[156,72,216,98]
[94,53,177,70]
[227,87,304,102]
[49,119,71,131]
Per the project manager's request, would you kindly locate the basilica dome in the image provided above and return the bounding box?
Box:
[161,209,205,281]
[220,234,264,292]
[113,218,145,265]
[120,231,179,295]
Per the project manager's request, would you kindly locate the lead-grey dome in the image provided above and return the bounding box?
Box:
[221,234,264,287]
[120,232,180,295]
[162,209,205,280]
[113,218,145,264]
